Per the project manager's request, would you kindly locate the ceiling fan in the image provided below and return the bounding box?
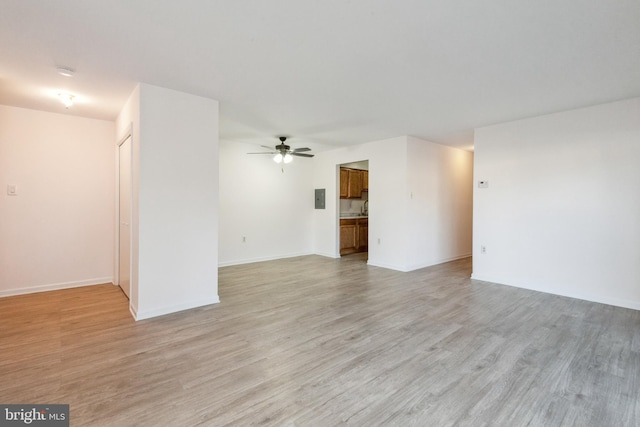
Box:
[248,136,314,164]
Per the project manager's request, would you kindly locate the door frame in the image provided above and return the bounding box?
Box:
[336,160,370,259]
[115,126,133,298]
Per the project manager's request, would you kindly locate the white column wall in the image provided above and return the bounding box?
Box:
[116,83,219,320]
[136,84,219,319]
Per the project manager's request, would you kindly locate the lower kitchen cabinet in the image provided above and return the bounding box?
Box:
[340,218,368,255]
[358,219,368,251]
[340,219,357,254]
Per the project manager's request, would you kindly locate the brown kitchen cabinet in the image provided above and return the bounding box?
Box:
[340,217,368,255]
[339,168,349,198]
[340,167,366,199]
[358,218,368,251]
[340,219,357,254]
[347,169,362,198]
[362,170,368,191]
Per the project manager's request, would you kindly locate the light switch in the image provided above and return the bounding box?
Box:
[478,180,489,189]
[7,185,17,196]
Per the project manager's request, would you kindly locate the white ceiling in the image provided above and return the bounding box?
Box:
[1,0,639,151]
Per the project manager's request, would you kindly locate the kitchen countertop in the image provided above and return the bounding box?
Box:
[340,214,368,219]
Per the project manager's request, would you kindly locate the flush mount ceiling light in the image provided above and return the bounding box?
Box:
[56,65,75,77]
[58,92,75,109]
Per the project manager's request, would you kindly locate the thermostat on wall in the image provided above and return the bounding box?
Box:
[478,180,489,188]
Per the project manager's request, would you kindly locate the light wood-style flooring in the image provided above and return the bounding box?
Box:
[1,254,639,426]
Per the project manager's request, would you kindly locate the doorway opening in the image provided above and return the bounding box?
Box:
[338,160,369,259]
[117,135,132,299]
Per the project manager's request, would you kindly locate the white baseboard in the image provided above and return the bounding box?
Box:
[368,253,472,273]
[129,303,138,320]
[404,253,472,272]
[133,295,220,321]
[471,274,640,311]
[0,277,114,298]
[219,251,313,267]
[366,260,407,272]
[314,251,340,259]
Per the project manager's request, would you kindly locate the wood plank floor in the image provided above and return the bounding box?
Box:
[1,254,639,426]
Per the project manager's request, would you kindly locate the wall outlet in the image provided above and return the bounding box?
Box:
[481,245,487,254]
[478,180,489,189]
[242,236,246,243]
[7,185,17,196]
[377,238,381,245]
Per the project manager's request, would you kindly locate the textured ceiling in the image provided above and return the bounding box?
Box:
[1,0,639,151]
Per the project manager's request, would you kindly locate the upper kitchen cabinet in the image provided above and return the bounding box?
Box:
[340,167,366,199]
[340,168,349,198]
[347,169,362,198]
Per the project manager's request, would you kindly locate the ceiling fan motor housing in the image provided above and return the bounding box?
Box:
[277,137,290,152]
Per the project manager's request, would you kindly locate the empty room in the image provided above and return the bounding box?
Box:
[1,1,639,426]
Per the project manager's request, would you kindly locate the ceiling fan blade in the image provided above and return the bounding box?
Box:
[260,145,275,150]
[292,147,311,152]
[247,152,276,155]
[291,152,314,158]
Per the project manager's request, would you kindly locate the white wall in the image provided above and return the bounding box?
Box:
[313,137,409,269]
[313,136,472,271]
[473,97,640,310]
[116,83,219,320]
[218,139,314,266]
[222,135,473,271]
[0,105,115,296]
[406,136,473,270]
